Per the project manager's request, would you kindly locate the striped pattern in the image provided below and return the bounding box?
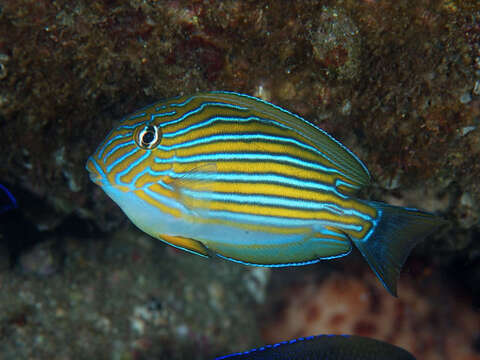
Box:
[86,91,377,265]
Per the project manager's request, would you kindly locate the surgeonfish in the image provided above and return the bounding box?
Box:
[0,184,17,214]
[214,334,417,360]
[86,91,444,296]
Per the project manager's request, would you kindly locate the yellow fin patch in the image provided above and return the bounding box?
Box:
[158,234,209,257]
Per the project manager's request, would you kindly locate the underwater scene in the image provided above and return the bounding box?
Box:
[1,1,479,359]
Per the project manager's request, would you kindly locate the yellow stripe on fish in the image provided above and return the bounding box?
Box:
[86,91,445,296]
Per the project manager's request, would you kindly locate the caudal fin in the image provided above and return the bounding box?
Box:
[351,201,446,297]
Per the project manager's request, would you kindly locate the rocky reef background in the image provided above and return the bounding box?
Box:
[0,0,479,359]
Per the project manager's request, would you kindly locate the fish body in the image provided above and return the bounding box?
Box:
[214,334,416,360]
[86,91,443,295]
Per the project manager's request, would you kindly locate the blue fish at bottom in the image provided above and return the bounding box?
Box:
[0,184,17,214]
[214,334,416,360]
[86,91,445,296]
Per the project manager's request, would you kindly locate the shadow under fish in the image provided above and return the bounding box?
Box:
[86,91,446,296]
[214,334,416,360]
[0,184,17,214]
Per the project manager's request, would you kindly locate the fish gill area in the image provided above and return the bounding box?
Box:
[0,0,479,359]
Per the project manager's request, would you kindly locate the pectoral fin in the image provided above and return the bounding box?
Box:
[169,162,218,212]
[158,234,209,258]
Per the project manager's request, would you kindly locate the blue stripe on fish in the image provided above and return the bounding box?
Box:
[161,102,249,128]
[103,140,135,163]
[106,148,139,173]
[98,133,133,159]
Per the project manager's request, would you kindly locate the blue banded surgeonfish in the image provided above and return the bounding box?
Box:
[86,91,445,296]
[214,334,416,360]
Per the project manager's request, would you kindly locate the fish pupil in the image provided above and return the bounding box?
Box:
[142,130,155,144]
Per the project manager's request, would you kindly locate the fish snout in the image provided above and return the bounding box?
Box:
[86,156,104,185]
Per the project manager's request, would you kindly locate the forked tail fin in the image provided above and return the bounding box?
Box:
[351,201,446,296]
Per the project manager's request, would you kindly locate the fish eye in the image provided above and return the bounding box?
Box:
[134,125,162,150]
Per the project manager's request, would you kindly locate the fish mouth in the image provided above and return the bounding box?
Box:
[85,156,105,185]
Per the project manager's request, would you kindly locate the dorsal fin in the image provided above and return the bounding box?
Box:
[200,91,371,191]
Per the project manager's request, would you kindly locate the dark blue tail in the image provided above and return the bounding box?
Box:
[352,201,446,296]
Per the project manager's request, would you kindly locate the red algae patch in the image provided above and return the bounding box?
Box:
[262,271,480,360]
